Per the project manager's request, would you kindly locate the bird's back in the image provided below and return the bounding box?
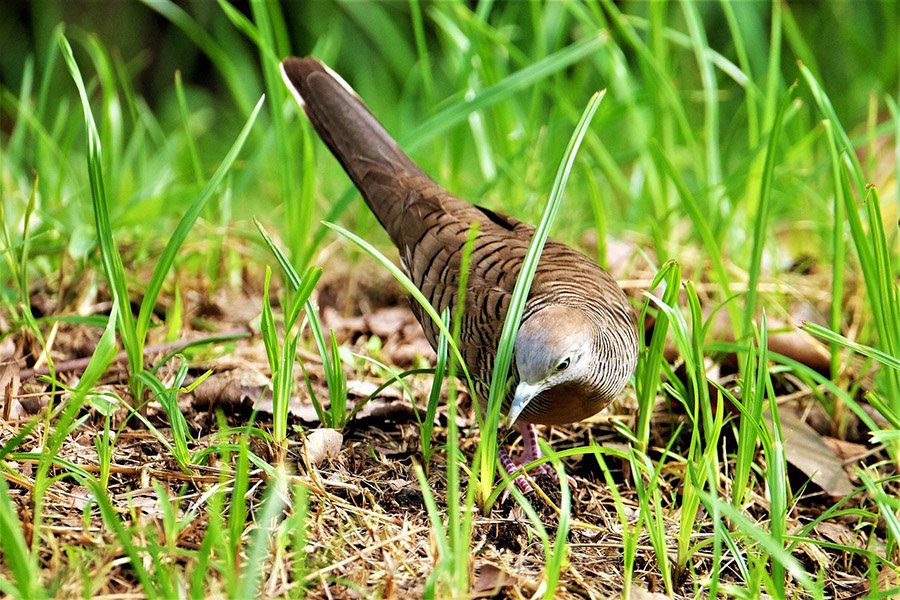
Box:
[281,56,637,417]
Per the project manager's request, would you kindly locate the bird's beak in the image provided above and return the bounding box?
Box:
[508,381,543,424]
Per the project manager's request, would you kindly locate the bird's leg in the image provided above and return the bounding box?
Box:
[499,447,533,494]
[499,424,561,494]
[517,422,559,482]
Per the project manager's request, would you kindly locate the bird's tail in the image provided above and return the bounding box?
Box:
[280,57,425,231]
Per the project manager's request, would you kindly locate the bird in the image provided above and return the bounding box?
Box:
[280,56,639,491]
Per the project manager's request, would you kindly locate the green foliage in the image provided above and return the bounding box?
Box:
[259,263,322,445]
[634,259,681,450]
[0,474,46,600]
[59,30,264,406]
[480,90,606,506]
[1,1,898,596]
[419,309,450,469]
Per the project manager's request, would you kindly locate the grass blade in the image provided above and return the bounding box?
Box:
[324,221,473,390]
[236,467,289,599]
[0,474,45,600]
[480,90,605,506]
[743,85,795,339]
[136,95,265,345]
[59,32,141,398]
[802,322,900,371]
[635,260,681,451]
[141,0,256,114]
[400,34,607,151]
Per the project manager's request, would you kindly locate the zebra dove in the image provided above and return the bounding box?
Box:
[280,57,639,489]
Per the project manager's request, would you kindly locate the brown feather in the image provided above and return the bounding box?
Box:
[280,56,639,426]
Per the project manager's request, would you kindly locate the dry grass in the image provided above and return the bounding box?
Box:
[2,241,895,598]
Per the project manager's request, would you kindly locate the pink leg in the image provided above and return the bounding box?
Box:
[499,447,533,493]
[519,423,542,463]
[517,423,558,481]
[499,424,561,494]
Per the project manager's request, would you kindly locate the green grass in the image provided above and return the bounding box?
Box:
[1,1,898,597]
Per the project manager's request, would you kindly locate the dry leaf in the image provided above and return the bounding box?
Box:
[382,335,435,367]
[321,306,366,340]
[63,486,96,511]
[0,328,15,362]
[304,428,343,466]
[770,408,855,498]
[347,379,403,401]
[364,306,436,367]
[767,328,830,372]
[707,312,831,372]
[1,363,21,420]
[821,436,869,463]
[814,521,861,547]
[192,368,270,409]
[353,397,423,423]
[365,306,413,338]
[877,562,900,593]
[471,561,514,597]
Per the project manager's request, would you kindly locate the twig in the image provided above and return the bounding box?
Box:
[19,327,253,380]
[10,456,229,483]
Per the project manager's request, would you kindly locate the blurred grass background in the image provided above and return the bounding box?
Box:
[4,0,895,269]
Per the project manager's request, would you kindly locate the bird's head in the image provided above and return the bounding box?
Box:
[509,306,601,425]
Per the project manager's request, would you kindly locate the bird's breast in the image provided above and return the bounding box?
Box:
[514,380,617,426]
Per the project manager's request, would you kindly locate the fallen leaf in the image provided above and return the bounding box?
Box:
[769,408,855,498]
[1,362,21,420]
[363,306,436,367]
[63,485,96,511]
[13,383,48,418]
[0,325,15,361]
[125,487,167,518]
[471,561,514,597]
[198,343,276,372]
[814,521,861,547]
[821,436,869,463]
[347,379,404,401]
[365,306,414,338]
[321,306,366,340]
[383,478,423,509]
[877,562,900,593]
[795,536,831,570]
[352,398,419,423]
[381,335,435,367]
[191,368,270,410]
[385,478,417,492]
[205,286,266,328]
[767,328,830,372]
[304,428,343,467]
[707,312,831,372]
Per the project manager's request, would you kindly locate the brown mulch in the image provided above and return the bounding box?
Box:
[1,240,896,598]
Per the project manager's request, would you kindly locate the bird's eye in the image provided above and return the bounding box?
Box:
[556,358,570,372]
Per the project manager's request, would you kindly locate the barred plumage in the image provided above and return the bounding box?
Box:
[281,57,639,485]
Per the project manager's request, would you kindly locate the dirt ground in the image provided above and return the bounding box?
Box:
[2,243,896,598]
